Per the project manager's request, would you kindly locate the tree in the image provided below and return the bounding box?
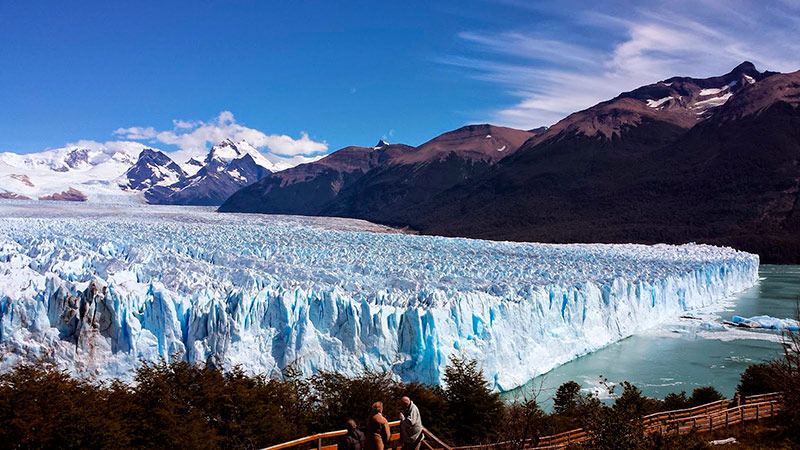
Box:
[443,356,503,445]
[771,306,800,441]
[311,370,397,432]
[582,381,655,450]
[553,381,582,415]
[501,398,549,450]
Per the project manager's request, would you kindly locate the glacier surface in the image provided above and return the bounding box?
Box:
[0,202,759,390]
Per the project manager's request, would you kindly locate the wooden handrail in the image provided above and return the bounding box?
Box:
[261,392,784,450]
[422,426,453,450]
[261,421,452,450]
[261,421,402,450]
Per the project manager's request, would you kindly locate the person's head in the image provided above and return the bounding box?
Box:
[371,401,383,415]
[401,396,411,408]
[346,419,358,431]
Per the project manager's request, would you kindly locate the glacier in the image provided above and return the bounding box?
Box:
[0,202,759,390]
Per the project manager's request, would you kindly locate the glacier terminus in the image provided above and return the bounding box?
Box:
[0,202,759,390]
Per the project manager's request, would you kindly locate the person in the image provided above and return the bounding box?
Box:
[365,402,391,450]
[398,396,424,450]
[340,419,365,450]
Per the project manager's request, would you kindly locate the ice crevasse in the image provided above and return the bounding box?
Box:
[0,203,759,391]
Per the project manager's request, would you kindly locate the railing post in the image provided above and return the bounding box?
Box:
[318,438,322,450]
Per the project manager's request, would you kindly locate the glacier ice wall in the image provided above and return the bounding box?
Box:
[0,202,759,390]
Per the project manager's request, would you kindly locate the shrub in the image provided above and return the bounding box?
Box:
[662,391,690,411]
[0,362,133,449]
[688,386,724,407]
[737,362,781,397]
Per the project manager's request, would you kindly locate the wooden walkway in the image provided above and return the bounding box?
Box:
[261,392,783,450]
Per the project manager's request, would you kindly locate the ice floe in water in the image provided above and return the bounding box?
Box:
[731,315,799,332]
[0,202,759,390]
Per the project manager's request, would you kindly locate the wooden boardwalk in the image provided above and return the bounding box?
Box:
[261,392,783,450]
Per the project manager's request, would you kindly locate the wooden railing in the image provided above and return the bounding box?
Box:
[452,392,784,450]
[262,393,783,450]
[260,422,452,450]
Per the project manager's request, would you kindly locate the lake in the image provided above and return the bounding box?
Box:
[504,265,798,409]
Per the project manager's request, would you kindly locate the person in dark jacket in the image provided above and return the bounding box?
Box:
[340,419,365,450]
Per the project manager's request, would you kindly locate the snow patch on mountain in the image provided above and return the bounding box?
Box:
[647,96,675,108]
[693,93,734,109]
[699,81,737,97]
[0,203,759,390]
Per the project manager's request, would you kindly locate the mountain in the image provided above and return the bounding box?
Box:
[149,140,274,206]
[121,148,187,191]
[1,139,285,206]
[404,63,800,263]
[222,62,800,263]
[219,142,413,214]
[0,144,144,202]
[219,125,534,217]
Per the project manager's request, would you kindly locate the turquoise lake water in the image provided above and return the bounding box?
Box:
[504,265,799,409]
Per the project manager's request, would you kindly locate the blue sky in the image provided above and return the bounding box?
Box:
[2,0,799,160]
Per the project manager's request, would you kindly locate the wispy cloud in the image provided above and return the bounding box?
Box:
[443,0,800,129]
[114,111,328,159]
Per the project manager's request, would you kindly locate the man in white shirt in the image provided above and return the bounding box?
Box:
[399,396,424,450]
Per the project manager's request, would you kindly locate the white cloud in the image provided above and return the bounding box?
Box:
[112,126,157,140]
[114,111,328,160]
[66,139,151,157]
[443,0,800,129]
[172,119,200,130]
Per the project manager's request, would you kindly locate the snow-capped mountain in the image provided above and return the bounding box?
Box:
[0,139,290,205]
[122,148,187,191]
[143,140,274,205]
[0,143,147,202]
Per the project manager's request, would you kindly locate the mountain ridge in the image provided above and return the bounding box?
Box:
[220,62,800,263]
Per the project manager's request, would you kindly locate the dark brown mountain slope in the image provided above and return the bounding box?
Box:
[410,68,800,263]
[218,143,414,214]
[220,62,800,263]
[219,125,535,216]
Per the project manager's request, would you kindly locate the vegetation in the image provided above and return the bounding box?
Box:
[442,356,504,445]
[1,327,798,450]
